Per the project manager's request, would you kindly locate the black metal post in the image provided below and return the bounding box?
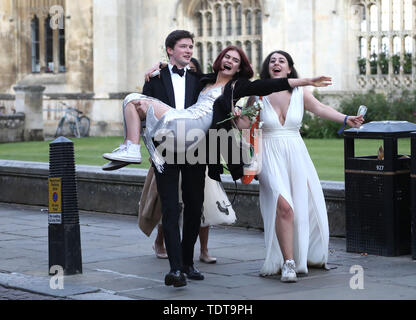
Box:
[411,132,416,260]
[48,136,82,275]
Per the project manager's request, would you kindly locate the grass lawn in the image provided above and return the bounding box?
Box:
[0,136,411,181]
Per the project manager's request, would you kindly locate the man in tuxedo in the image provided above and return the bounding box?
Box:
[142,30,206,287]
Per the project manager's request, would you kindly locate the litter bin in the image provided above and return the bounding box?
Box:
[411,132,416,259]
[344,121,416,256]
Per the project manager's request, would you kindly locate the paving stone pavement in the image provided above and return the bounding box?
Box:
[0,284,65,300]
[0,202,415,302]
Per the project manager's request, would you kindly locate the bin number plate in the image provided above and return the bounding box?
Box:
[376,165,384,171]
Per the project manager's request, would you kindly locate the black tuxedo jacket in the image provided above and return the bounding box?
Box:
[142,67,202,109]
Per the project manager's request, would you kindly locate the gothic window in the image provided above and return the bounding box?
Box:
[405,36,412,53]
[393,36,401,54]
[206,13,213,36]
[28,2,66,74]
[255,41,262,73]
[392,0,400,31]
[226,4,232,36]
[404,0,412,30]
[356,0,415,82]
[216,42,223,56]
[246,10,252,35]
[381,37,389,53]
[245,41,252,62]
[236,4,242,36]
[194,0,263,74]
[381,0,389,31]
[360,5,367,32]
[197,42,204,69]
[255,10,262,35]
[197,13,203,36]
[45,15,54,73]
[359,37,367,58]
[207,42,213,67]
[370,37,378,55]
[216,5,222,36]
[31,16,40,73]
[59,21,66,72]
[369,5,378,32]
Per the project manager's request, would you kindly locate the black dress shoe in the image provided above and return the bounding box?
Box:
[102,160,129,171]
[165,270,186,287]
[182,266,204,280]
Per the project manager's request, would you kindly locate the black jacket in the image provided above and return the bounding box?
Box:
[206,76,292,182]
[142,67,203,108]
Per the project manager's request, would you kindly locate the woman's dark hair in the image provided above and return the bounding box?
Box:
[165,30,194,57]
[260,50,299,79]
[260,50,298,92]
[212,45,254,79]
[189,57,203,75]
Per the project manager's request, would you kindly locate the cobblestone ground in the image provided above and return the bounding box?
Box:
[0,285,65,300]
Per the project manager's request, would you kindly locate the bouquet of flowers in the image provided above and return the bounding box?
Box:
[217,97,263,126]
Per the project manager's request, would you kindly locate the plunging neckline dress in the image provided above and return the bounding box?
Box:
[257,87,329,275]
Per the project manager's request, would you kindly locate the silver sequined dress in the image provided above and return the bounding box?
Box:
[123,86,223,172]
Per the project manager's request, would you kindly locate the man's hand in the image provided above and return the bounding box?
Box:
[145,62,168,82]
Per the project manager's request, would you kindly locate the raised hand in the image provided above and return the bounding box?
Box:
[310,76,332,87]
[346,114,364,128]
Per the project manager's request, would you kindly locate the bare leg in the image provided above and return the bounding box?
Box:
[153,224,168,259]
[199,226,209,254]
[122,99,172,144]
[275,195,294,261]
[131,99,171,121]
[124,102,142,144]
[199,226,217,263]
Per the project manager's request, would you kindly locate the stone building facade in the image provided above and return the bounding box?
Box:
[0,0,414,137]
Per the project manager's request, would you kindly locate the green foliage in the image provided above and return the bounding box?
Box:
[357,57,366,75]
[302,89,416,139]
[392,54,401,74]
[377,52,389,74]
[357,53,414,75]
[370,53,378,75]
[404,53,412,74]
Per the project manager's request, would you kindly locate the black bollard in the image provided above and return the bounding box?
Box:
[48,136,82,275]
[411,132,416,260]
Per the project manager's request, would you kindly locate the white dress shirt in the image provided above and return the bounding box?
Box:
[168,64,187,110]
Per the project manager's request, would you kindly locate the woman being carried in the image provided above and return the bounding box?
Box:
[103,46,331,173]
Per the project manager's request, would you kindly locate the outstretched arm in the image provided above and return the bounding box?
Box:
[235,76,332,100]
[303,89,364,128]
[288,76,332,88]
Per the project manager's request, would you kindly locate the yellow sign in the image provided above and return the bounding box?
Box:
[48,177,62,213]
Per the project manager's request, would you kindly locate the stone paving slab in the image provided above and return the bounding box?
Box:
[0,202,415,301]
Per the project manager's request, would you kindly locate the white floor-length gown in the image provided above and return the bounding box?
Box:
[257,87,329,276]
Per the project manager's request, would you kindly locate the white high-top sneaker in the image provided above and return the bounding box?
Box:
[103,141,142,163]
[281,259,297,283]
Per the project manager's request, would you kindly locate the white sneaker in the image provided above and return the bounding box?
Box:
[281,259,297,283]
[102,141,142,163]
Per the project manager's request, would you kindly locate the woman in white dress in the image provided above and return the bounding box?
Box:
[256,51,364,282]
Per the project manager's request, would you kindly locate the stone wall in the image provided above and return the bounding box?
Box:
[0,160,347,237]
[0,113,25,142]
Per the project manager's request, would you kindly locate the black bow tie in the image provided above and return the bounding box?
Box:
[172,65,185,77]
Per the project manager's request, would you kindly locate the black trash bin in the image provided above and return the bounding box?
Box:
[411,132,416,260]
[344,121,416,256]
